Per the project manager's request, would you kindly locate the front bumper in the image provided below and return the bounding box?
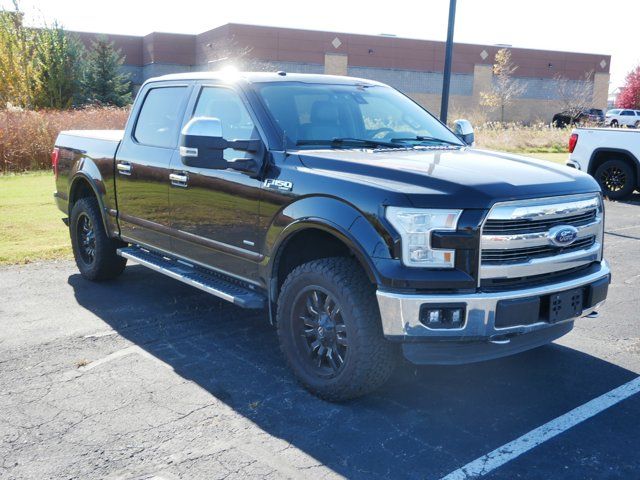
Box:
[376,260,610,363]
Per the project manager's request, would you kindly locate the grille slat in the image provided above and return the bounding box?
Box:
[483,210,597,235]
[482,236,595,264]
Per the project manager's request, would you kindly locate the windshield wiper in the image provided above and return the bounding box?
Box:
[296,138,403,149]
[391,136,462,146]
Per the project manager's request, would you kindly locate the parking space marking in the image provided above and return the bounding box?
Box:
[77,345,174,372]
[441,376,640,480]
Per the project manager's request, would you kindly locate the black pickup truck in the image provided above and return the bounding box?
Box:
[53,72,610,401]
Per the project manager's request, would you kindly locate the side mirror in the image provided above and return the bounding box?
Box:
[180,117,228,169]
[453,119,475,146]
[179,117,263,173]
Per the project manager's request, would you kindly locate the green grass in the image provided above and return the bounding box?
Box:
[0,152,570,265]
[0,172,71,265]
[523,152,568,164]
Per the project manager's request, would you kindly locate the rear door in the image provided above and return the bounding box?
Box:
[168,83,265,282]
[620,110,636,126]
[115,81,192,251]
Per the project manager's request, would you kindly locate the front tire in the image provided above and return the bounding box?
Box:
[595,159,636,200]
[276,257,397,401]
[610,119,619,128]
[70,197,127,281]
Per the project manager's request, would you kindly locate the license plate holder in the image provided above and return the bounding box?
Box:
[548,288,584,323]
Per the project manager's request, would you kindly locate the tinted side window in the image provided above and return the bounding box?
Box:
[193,87,257,140]
[134,86,187,148]
[621,110,633,116]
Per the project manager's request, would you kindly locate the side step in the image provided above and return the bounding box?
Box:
[117,246,266,309]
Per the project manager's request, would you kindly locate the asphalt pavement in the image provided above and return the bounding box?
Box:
[1,195,639,480]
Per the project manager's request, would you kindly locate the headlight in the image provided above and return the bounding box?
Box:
[386,207,462,268]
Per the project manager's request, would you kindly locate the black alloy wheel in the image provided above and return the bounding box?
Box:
[594,159,636,200]
[293,286,348,377]
[76,212,97,265]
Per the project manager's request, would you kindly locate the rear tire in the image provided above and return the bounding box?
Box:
[276,257,397,401]
[594,159,636,200]
[70,197,127,281]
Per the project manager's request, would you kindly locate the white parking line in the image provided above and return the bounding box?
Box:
[441,376,640,480]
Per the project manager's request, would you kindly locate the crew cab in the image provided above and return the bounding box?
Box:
[568,126,640,199]
[53,72,610,401]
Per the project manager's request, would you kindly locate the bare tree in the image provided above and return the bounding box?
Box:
[554,71,595,120]
[203,35,273,72]
[480,48,525,122]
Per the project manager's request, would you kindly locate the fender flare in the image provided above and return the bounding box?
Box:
[68,171,114,236]
[261,196,393,298]
[588,147,640,180]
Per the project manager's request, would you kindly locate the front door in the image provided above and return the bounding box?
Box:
[169,84,264,282]
[115,83,191,251]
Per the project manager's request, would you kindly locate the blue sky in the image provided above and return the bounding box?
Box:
[4,0,635,91]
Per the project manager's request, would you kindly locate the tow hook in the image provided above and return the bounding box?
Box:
[488,334,512,345]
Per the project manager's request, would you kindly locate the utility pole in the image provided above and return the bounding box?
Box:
[440,0,457,124]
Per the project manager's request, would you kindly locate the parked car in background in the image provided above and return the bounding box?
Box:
[605,109,640,128]
[568,126,640,199]
[552,108,604,128]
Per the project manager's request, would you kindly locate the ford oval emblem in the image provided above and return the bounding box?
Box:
[547,225,579,247]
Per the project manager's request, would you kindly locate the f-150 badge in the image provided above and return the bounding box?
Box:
[263,179,293,192]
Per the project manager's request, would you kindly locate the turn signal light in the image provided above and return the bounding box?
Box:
[568,133,578,153]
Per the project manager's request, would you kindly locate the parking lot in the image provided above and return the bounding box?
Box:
[1,195,639,480]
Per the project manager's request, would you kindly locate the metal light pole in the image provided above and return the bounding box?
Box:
[440,0,457,124]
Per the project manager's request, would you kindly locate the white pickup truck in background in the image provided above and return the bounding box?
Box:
[568,127,640,199]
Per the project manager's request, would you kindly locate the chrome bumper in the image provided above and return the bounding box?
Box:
[376,260,610,340]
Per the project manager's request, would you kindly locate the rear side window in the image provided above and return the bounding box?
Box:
[134,86,187,148]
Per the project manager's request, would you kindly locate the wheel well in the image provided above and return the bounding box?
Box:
[589,150,638,183]
[69,177,97,209]
[273,228,369,299]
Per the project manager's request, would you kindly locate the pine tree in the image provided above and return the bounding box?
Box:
[83,36,132,106]
[34,24,86,108]
[616,65,640,110]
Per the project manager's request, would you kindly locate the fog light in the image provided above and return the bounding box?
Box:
[420,304,466,329]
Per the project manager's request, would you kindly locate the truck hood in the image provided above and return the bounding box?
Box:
[296,147,600,209]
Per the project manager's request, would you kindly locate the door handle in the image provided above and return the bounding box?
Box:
[116,162,132,175]
[169,172,188,187]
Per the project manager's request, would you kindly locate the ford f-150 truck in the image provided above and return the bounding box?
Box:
[568,126,640,199]
[53,72,610,401]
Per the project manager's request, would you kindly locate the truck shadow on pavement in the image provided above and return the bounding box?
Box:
[69,265,637,480]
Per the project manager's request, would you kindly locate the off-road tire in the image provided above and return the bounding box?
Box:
[595,159,636,200]
[70,197,127,281]
[277,257,398,401]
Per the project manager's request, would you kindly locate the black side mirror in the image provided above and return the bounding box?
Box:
[179,117,263,174]
[453,119,475,146]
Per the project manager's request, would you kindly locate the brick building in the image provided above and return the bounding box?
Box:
[74,23,611,123]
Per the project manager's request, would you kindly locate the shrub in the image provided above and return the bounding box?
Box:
[0,106,129,173]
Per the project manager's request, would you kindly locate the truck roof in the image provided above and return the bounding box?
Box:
[145,71,386,87]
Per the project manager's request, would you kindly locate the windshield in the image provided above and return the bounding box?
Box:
[254,82,463,149]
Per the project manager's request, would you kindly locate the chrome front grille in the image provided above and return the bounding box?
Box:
[480,194,604,283]
[483,210,597,234]
[482,235,595,264]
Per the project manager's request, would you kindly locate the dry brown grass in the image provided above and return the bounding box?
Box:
[474,122,570,153]
[447,109,572,153]
[0,107,129,173]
